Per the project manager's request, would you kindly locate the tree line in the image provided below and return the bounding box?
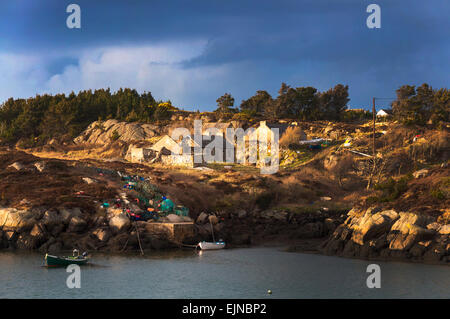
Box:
[392,84,449,126]
[215,83,353,121]
[215,82,448,126]
[0,83,447,145]
[0,88,173,144]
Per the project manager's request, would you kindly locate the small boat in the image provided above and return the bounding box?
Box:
[44,249,89,267]
[196,215,226,250]
[197,241,226,250]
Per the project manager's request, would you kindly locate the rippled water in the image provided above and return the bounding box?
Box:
[0,248,448,298]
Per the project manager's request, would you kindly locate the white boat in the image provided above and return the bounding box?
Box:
[198,241,226,250]
[197,215,226,250]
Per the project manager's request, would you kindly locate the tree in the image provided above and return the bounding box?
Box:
[431,88,450,124]
[264,83,291,119]
[392,84,449,126]
[292,87,319,120]
[240,90,272,114]
[215,93,235,115]
[319,84,349,120]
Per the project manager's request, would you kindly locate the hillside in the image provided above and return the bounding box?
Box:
[1,115,449,263]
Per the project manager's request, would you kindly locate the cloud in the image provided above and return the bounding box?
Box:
[0,53,49,101]
[43,41,244,109]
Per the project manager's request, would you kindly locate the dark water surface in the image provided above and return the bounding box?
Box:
[0,247,448,298]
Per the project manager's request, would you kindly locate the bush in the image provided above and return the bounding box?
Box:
[372,175,412,202]
[110,130,120,141]
[279,126,305,149]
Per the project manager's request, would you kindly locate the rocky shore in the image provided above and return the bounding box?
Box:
[1,204,449,265]
[0,204,345,254]
[320,207,449,264]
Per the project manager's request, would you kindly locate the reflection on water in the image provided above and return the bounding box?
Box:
[0,248,449,299]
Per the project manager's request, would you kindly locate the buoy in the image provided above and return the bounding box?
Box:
[267,290,272,295]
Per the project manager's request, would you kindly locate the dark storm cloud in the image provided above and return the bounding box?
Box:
[0,0,448,109]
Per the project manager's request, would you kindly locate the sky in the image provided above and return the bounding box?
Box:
[0,0,448,111]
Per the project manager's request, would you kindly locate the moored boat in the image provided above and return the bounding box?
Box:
[44,249,89,267]
[197,241,226,250]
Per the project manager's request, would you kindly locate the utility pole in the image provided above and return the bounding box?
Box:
[372,97,376,158]
[367,97,377,190]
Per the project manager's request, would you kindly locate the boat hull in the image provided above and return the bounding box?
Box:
[198,242,226,250]
[45,254,89,267]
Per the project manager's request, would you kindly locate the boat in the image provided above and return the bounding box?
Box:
[44,249,89,267]
[197,241,226,250]
[197,216,226,250]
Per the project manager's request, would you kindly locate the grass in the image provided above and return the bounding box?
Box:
[367,174,413,203]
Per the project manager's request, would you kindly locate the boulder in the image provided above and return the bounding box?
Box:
[16,234,42,250]
[4,231,18,241]
[68,216,87,233]
[196,212,208,224]
[41,210,62,231]
[388,213,436,251]
[30,223,44,237]
[25,223,48,249]
[0,208,36,232]
[109,214,131,234]
[351,209,399,245]
[58,207,82,224]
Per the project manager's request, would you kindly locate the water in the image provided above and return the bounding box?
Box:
[0,247,449,298]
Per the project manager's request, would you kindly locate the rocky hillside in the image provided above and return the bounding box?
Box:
[74,120,160,145]
[2,117,449,264]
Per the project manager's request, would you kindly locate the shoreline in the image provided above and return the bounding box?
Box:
[1,237,448,267]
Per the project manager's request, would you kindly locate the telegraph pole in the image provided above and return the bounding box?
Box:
[372,97,376,158]
[367,97,377,190]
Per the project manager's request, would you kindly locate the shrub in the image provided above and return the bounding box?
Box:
[110,130,120,141]
[279,126,305,149]
[372,175,412,202]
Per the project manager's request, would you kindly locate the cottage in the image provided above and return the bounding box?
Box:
[126,146,156,163]
[150,135,183,155]
[376,109,393,117]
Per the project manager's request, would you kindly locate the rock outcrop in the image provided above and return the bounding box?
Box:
[74,120,158,145]
[109,214,131,234]
[321,207,449,263]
